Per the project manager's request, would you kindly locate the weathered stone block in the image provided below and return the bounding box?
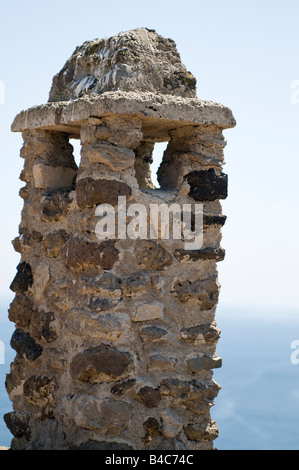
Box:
[41,189,72,220]
[185,169,228,201]
[180,324,221,344]
[61,236,119,271]
[172,277,219,309]
[81,116,143,148]
[10,329,42,361]
[23,375,57,415]
[137,386,161,408]
[70,344,132,383]
[140,326,168,343]
[42,230,69,257]
[49,28,197,102]
[134,240,173,269]
[33,164,77,190]
[110,378,136,396]
[133,303,164,322]
[187,355,222,372]
[183,418,219,442]
[81,142,135,170]
[89,296,121,312]
[76,177,132,208]
[3,411,30,439]
[10,262,33,294]
[8,295,33,328]
[73,396,132,433]
[121,272,149,296]
[31,309,57,343]
[143,417,161,443]
[148,354,176,370]
[174,247,225,262]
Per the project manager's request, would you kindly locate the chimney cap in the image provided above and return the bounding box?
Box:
[48,28,197,103]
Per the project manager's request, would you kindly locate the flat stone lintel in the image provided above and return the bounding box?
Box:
[11,91,236,139]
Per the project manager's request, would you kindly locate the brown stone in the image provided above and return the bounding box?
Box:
[61,236,119,271]
[148,355,176,370]
[174,247,225,262]
[81,116,143,148]
[33,164,77,190]
[5,358,26,397]
[137,386,161,408]
[181,324,221,344]
[73,396,132,434]
[10,262,33,294]
[159,378,190,399]
[41,189,72,220]
[134,240,173,269]
[23,375,57,417]
[42,230,69,257]
[70,344,132,383]
[143,417,161,443]
[81,142,135,170]
[4,411,30,439]
[76,177,132,208]
[8,294,33,328]
[133,303,164,322]
[20,229,43,246]
[172,277,219,309]
[31,309,58,343]
[184,380,221,415]
[110,379,136,396]
[187,355,222,372]
[183,418,219,442]
[140,326,168,343]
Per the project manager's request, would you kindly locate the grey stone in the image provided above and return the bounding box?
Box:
[140,326,168,343]
[187,356,222,372]
[49,28,197,102]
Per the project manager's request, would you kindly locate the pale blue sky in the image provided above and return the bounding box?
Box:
[1,0,299,311]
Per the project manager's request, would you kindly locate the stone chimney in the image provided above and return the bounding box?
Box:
[5,28,235,450]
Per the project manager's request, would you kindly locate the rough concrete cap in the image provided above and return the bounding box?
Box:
[49,28,197,102]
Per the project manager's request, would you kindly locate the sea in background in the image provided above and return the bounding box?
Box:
[0,300,299,450]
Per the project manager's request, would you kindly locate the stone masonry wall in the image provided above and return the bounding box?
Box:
[4,28,235,450]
